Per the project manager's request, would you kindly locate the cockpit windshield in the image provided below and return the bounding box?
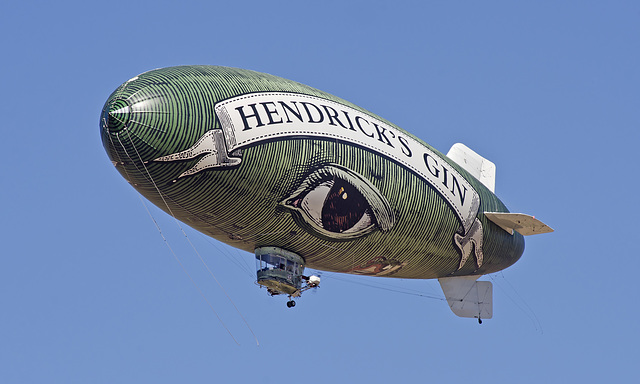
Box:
[256,253,302,275]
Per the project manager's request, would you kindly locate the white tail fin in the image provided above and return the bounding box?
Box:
[446,143,496,192]
[439,276,493,321]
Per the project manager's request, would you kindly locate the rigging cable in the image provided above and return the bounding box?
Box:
[123,128,260,346]
[110,131,240,345]
[489,272,543,333]
[108,128,258,345]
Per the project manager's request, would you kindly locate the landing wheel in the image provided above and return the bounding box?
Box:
[286,300,296,308]
[478,318,483,324]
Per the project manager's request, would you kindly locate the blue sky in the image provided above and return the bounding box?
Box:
[2,1,638,383]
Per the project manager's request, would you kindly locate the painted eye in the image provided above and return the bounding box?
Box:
[281,164,394,240]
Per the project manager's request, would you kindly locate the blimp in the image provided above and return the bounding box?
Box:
[100,65,552,322]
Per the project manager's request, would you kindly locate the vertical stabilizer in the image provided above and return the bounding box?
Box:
[438,276,493,321]
[446,143,496,192]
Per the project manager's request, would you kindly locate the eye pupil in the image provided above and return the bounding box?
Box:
[322,182,367,232]
[281,164,393,239]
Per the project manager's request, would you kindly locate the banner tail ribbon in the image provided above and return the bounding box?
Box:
[154,129,241,178]
[453,218,484,270]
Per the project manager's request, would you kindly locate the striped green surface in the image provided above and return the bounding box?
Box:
[100,66,524,279]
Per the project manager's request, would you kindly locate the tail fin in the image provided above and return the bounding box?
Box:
[446,143,496,192]
[439,276,493,321]
[485,212,554,236]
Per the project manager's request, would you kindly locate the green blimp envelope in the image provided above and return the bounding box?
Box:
[100,66,552,321]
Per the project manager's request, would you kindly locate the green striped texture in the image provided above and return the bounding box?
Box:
[100,66,524,279]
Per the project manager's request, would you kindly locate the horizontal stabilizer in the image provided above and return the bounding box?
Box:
[438,276,493,320]
[446,143,496,192]
[485,212,554,236]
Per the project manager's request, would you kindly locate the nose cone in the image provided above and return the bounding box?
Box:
[99,68,222,186]
[99,76,170,161]
[99,84,159,179]
[101,98,131,134]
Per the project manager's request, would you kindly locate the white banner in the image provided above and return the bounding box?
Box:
[156,92,480,234]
